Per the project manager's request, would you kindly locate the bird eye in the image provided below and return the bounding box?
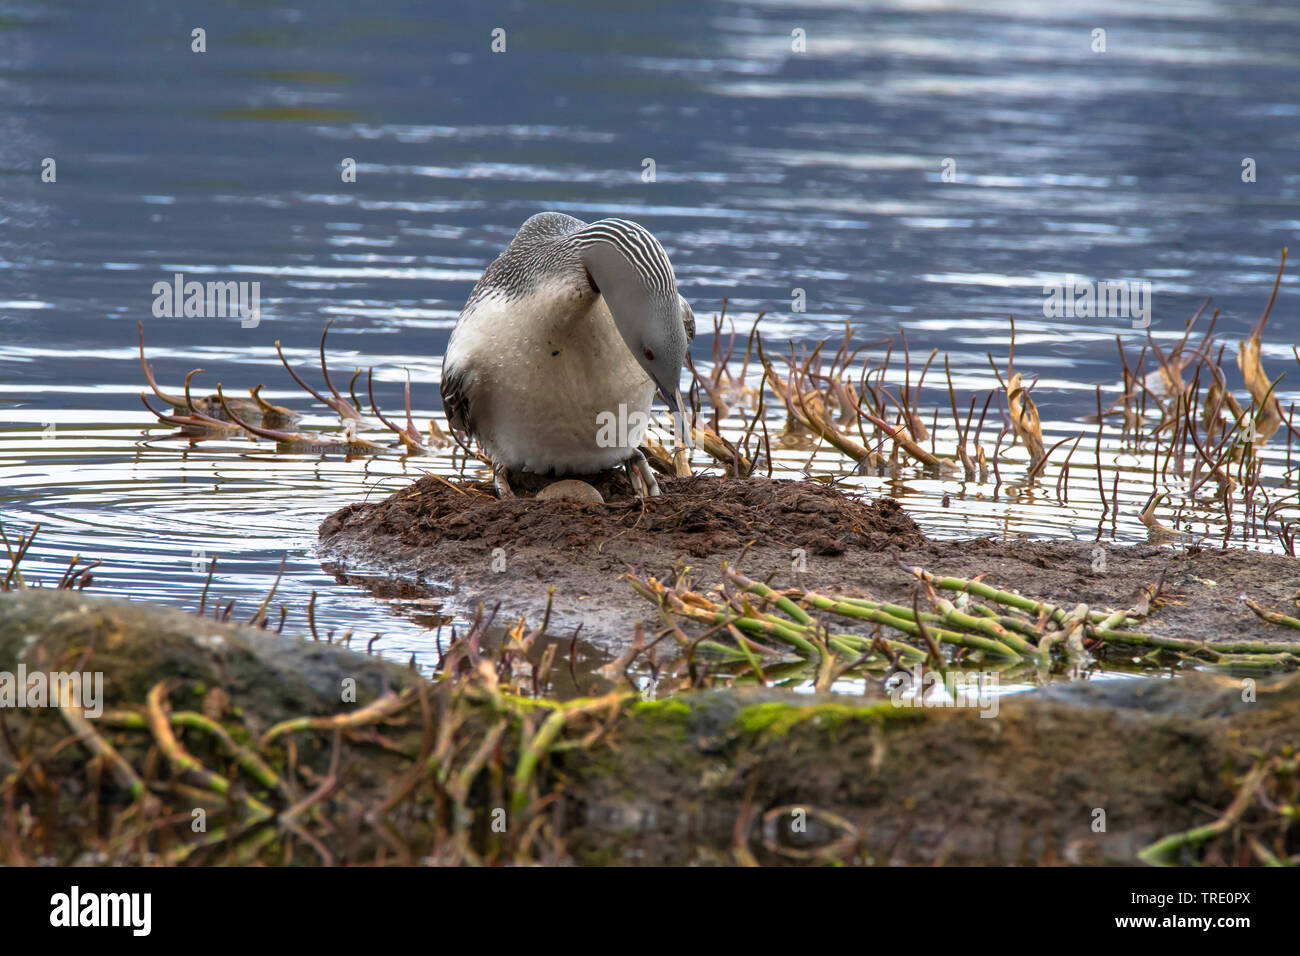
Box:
[643,348,655,361]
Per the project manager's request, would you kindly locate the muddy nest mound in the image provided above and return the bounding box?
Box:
[318,473,1300,655]
[321,474,922,559]
[318,474,923,641]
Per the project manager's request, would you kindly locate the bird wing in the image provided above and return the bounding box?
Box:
[439,360,473,436]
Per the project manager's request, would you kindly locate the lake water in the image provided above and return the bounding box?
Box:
[2,0,1298,671]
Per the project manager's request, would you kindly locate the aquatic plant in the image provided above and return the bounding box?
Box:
[628,562,1300,680]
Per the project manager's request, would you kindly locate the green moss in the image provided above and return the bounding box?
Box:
[630,699,692,740]
[735,700,922,737]
[501,692,621,713]
[631,698,692,721]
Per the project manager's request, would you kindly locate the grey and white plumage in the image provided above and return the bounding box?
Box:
[441,212,695,489]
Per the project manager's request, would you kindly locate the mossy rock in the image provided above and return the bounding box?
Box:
[2,590,1296,865]
[0,590,414,732]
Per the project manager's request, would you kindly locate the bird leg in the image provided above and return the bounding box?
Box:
[625,459,646,497]
[493,464,515,499]
[627,449,661,498]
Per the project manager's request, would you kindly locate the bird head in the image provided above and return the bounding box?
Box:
[577,220,691,414]
[619,293,690,414]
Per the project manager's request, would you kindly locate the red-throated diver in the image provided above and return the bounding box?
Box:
[441,212,695,497]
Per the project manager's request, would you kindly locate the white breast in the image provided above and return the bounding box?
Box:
[443,278,655,475]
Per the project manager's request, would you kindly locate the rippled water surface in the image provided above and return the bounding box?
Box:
[3,0,1299,670]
